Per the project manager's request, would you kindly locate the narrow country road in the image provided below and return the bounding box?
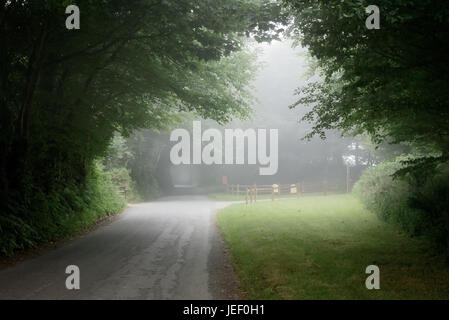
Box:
[0,196,240,299]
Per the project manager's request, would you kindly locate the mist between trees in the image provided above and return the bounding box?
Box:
[1,0,449,257]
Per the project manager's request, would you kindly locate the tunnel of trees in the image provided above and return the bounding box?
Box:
[1,0,449,256]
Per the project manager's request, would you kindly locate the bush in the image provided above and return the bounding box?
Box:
[106,167,142,203]
[0,162,125,256]
[353,156,449,255]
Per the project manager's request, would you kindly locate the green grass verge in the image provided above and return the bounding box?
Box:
[0,163,126,257]
[216,194,449,299]
[208,192,328,202]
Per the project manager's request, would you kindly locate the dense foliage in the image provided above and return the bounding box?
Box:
[0,162,125,255]
[104,131,165,201]
[3,0,448,257]
[286,0,449,172]
[0,0,284,255]
[353,157,449,254]
[285,1,449,252]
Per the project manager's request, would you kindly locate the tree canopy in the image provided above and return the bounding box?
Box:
[286,0,449,172]
[0,0,287,254]
[0,0,286,196]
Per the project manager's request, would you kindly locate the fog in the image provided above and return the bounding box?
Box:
[119,40,375,197]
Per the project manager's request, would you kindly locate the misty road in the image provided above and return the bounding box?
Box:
[0,196,240,299]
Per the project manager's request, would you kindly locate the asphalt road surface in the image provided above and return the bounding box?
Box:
[0,196,241,299]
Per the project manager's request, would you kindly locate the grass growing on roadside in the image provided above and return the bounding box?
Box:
[0,163,125,256]
[208,192,329,202]
[216,194,449,299]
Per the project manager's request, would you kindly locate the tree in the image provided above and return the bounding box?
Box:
[0,0,285,193]
[0,0,286,254]
[286,0,449,172]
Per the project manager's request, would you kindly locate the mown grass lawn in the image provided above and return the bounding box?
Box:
[216,194,449,299]
[208,192,327,202]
